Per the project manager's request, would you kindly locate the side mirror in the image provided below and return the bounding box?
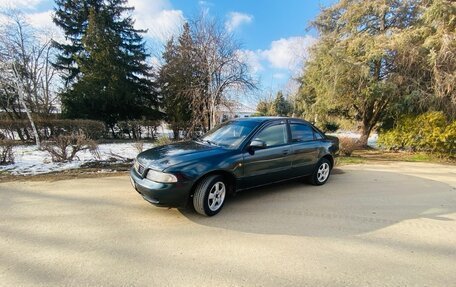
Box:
[249,139,266,150]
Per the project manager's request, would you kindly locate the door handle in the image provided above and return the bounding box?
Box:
[282,149,289,155]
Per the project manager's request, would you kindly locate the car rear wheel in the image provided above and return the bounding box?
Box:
[193,175,227,216]
[309,158,331,186]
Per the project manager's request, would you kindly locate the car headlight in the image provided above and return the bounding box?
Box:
[146,169,177,183]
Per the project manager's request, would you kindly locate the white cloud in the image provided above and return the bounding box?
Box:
[26,10,53,29]
[26,10,65,43]
[237,49,263,74]
[129,0,185,43]
[0,0,43,9]
[225,12,253,32]
[239,35,317,75]
[261,35,317,70]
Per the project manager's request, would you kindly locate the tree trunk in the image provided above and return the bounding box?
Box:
[20,98,40,148]
[12,65,40,148]
[110,125,116,138]
[358,121,373,148]
[2,108,26,141]
[16,86,40,148]
[172,126,179,140]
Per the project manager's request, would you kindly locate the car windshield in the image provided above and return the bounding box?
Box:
[199,120,258,149]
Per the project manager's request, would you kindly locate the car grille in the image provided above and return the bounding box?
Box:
[134,160,145,176]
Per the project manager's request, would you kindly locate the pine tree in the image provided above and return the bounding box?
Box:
[159,23,196,138]
[53,0,99,84]
[271,91,292,116]
[53,0,158,132]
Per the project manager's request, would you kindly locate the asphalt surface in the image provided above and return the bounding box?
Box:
[1,162,456,287]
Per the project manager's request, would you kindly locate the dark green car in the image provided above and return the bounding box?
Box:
[130,117,339,216]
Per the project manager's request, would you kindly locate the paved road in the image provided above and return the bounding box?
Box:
[1,162,456,287]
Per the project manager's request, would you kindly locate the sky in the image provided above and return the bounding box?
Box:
[0,0,335,106]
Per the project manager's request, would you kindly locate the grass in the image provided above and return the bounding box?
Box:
[337,156,367,165]
[337,149,455,166]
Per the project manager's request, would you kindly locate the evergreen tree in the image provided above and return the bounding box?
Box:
[271,91,292,116]
[255,100,272,116]
[158,24,194,139]
[53,0,100,84]
[298,0,424,146]
[53,0,158,132]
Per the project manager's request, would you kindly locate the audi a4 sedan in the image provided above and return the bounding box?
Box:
[130,117,339,216]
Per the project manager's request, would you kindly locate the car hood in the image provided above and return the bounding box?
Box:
[136,141,227,171]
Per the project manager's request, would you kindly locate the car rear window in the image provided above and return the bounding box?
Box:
[290,124,314,142]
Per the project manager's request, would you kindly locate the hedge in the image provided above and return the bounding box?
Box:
[378,112,456,155]
[0,119,105,141]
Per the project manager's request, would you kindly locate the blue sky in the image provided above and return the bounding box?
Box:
[1,0,335,105]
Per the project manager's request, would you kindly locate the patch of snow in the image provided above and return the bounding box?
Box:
[1,142,155,176]
[2,131,379,176]
[326,131,378,147]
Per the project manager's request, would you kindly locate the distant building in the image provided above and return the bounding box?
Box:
[217,102,256,123]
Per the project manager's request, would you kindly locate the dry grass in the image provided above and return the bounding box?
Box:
[0,140,15,165]
[339,137,361,156]
[42,134,99,162]
[133,141,144,153]
[338,149,456,165]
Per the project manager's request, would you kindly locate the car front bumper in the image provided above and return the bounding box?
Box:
[130,168,193,208]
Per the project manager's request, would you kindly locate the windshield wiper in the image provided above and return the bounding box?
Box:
[204,139,218,146]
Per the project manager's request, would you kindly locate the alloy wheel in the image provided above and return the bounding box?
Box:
[207,181,226,211]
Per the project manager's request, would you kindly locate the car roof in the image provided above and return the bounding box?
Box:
[232,116,310,124]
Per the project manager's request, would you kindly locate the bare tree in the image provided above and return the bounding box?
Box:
[191,13,256,129]
[0,10,59,146]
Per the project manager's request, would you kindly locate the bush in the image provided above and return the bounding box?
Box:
[155,135,172,146]
[339,137,360,156]
[42,133,99,162]
[0,118,105,141]
[0,140,15,165]
[378,112,456,155]
[133,141,144,153]
[322,122,340,132]
[116,120,160,139]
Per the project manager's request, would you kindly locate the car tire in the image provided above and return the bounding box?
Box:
[309,158,331,186]
[193,175,227,216]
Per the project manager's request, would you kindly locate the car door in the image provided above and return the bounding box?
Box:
[240,120,292,189]
[289,122,321,177]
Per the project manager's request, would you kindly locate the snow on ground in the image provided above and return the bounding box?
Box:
[1,131,378,176]
[1,143,154,176]
[327,131,378,147]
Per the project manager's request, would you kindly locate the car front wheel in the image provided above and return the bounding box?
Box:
[309,158,331,186]
[193,175,227,216]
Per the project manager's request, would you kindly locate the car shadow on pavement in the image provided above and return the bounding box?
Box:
[180,169,456,237]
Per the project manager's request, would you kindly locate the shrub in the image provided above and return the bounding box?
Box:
[0,140,15,165]
[42,133,99,162]
[133,141,144,153]
[339,137,360,156]
[322,122,340,132]
[378,112,456,155]
[155,135,172,146]
[40,119,106,140]
[116,120,160,139]
[0,119,105,141]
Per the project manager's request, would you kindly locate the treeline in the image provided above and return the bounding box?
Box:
[0,0,255,144]
[295,0,455,147]
[255,91,293,117]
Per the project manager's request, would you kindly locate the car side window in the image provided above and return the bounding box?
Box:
[254,123,288,147]
[314,130,323,140]
[290,124,314,142]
